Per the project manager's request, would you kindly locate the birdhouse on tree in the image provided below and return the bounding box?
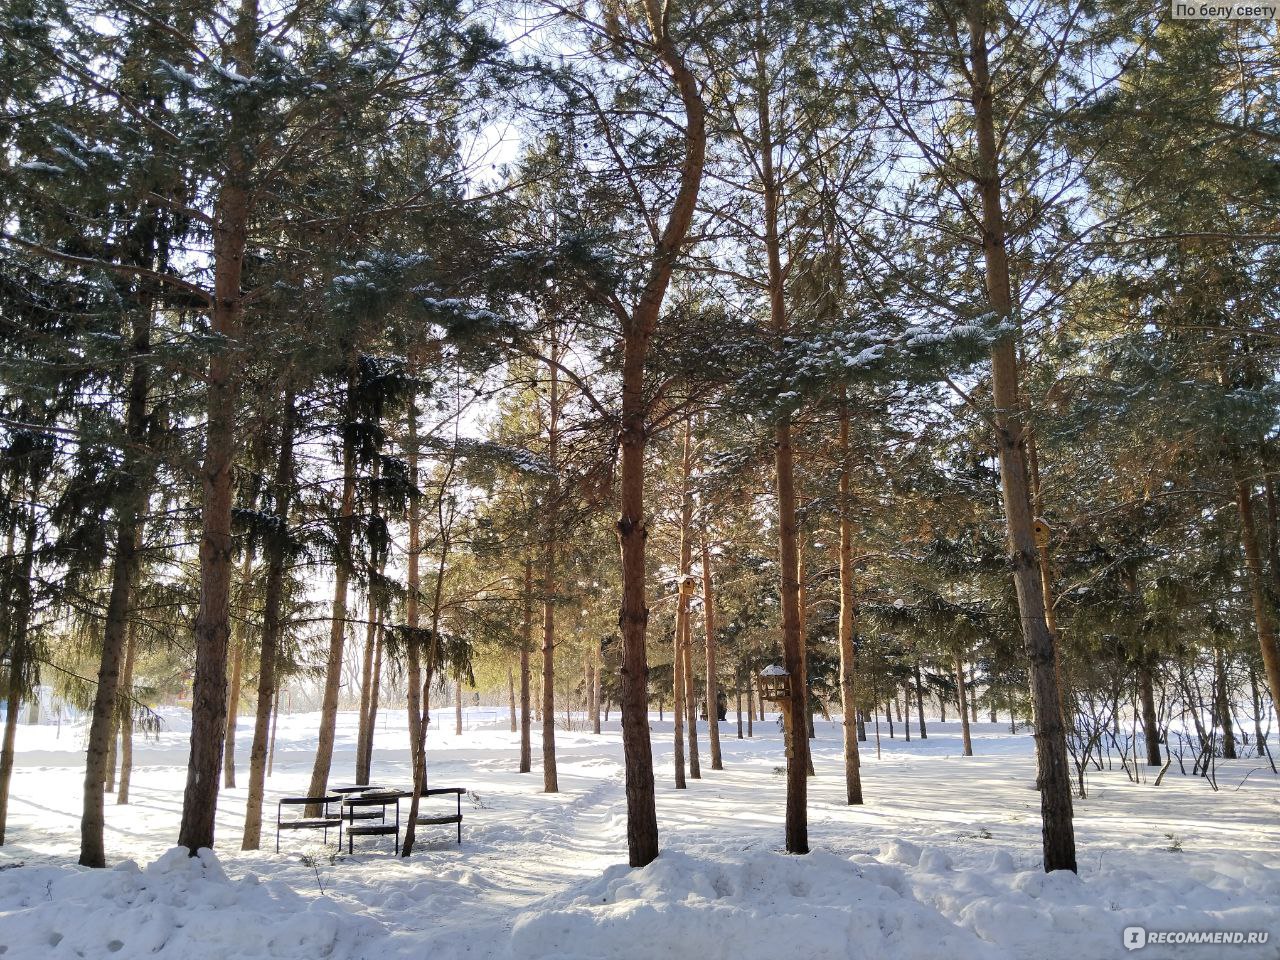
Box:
[1033,517,1052,548]
[759,664,790,703]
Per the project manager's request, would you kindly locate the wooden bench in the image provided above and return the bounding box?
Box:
[276,795,342,853]
[411,787,465,844]
[342,793,401,854]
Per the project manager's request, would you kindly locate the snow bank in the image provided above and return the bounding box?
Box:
[510,848,1008,960]
[903,843,1280,960]
[0,848,385,960]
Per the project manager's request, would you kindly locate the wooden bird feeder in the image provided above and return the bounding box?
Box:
[678,574,698,597]
[1033,517,1052,548]
[759,664,791,703]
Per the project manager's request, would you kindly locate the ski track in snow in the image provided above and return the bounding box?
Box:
[0,709,1276,960]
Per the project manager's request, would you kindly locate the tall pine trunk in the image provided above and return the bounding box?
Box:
[508,664,517,733]
[355,452,383,782]
[589,645,602,735]
[401,390,426,854]
[672,617,687,788]
[1215,647,1237,759]
[241,391,294,850]
[357,450,386,786]
[1235,475,1280,713]
[178,0,259,856]
[116,623,138,804]
[701,532,722,770]
[683,614,700,779]
[455,677,463,735]
[520,557,532,773]
[914,662,927,740]
[0,500,36,846]
[84,292,154,867]
[837,401,863,804]
[679,420,700,780]
[965,0,1074,873]
[307,363,358,810]
[223,550,252,790]
[754,32,809,851]
[541,340,560,792]
[956,655,973,757]
[615,0,706,867]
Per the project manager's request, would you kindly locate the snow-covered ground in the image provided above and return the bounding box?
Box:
[0,707,1276,960]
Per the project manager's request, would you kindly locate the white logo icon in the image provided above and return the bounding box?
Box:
[1124,927,1148,951]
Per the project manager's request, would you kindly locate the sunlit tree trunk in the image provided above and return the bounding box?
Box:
[241,391,294,850]
[85,313,155,863]
[965,0,1074,872]
[701,532,722,770]
[836,400,863,804]
[177,0,261,857]
[306,362,359,811]
[956,655,973,757]
[541,336,560,792]
[520,557,532,773]
[116,623,138,804]
[223,550,252,790]
[455,677,464,735]
[508,664,517,732]
[614,0,706,867]
[753,30,809,852]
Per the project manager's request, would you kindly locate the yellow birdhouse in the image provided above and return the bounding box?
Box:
[1033,518,1052,548]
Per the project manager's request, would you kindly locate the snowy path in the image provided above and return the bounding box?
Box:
[1,709,1277,959]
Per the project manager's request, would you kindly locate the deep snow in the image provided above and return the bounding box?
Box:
[0,707,1276,960]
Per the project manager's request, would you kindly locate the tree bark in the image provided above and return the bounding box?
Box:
[223,550,252,790]
[836,399,863,804]
[701,531,722,770]
[754,28,809,851]
[1215,647,1237,760]
[104,718,119,795]
[615,1,706,867]
[508,664,517,733]
[306,362,358,810]
[1235,475,1280,713]
[965,0,1075,873]
[267,679,280,777]
[455,676,464,735]
[956,655,973,757]
[590,645,602,735]
[363,631,382,778]
[178,0,259,857]
[1137,658,1161,766]
[672,621,686,788]
[84,291,154,867]
[914,661,927,740]
[541,339,560,792]
[241,390,294,850]
[403,393,425,814]
[402,435,457,857]
[736,672,744,739]
[116,623,138,804]
[682,607,700,779]
[677,419,701,781]
[0,501,36,846]
[520,557,532,773]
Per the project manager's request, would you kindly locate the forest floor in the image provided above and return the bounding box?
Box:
[0,705,1276,960]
